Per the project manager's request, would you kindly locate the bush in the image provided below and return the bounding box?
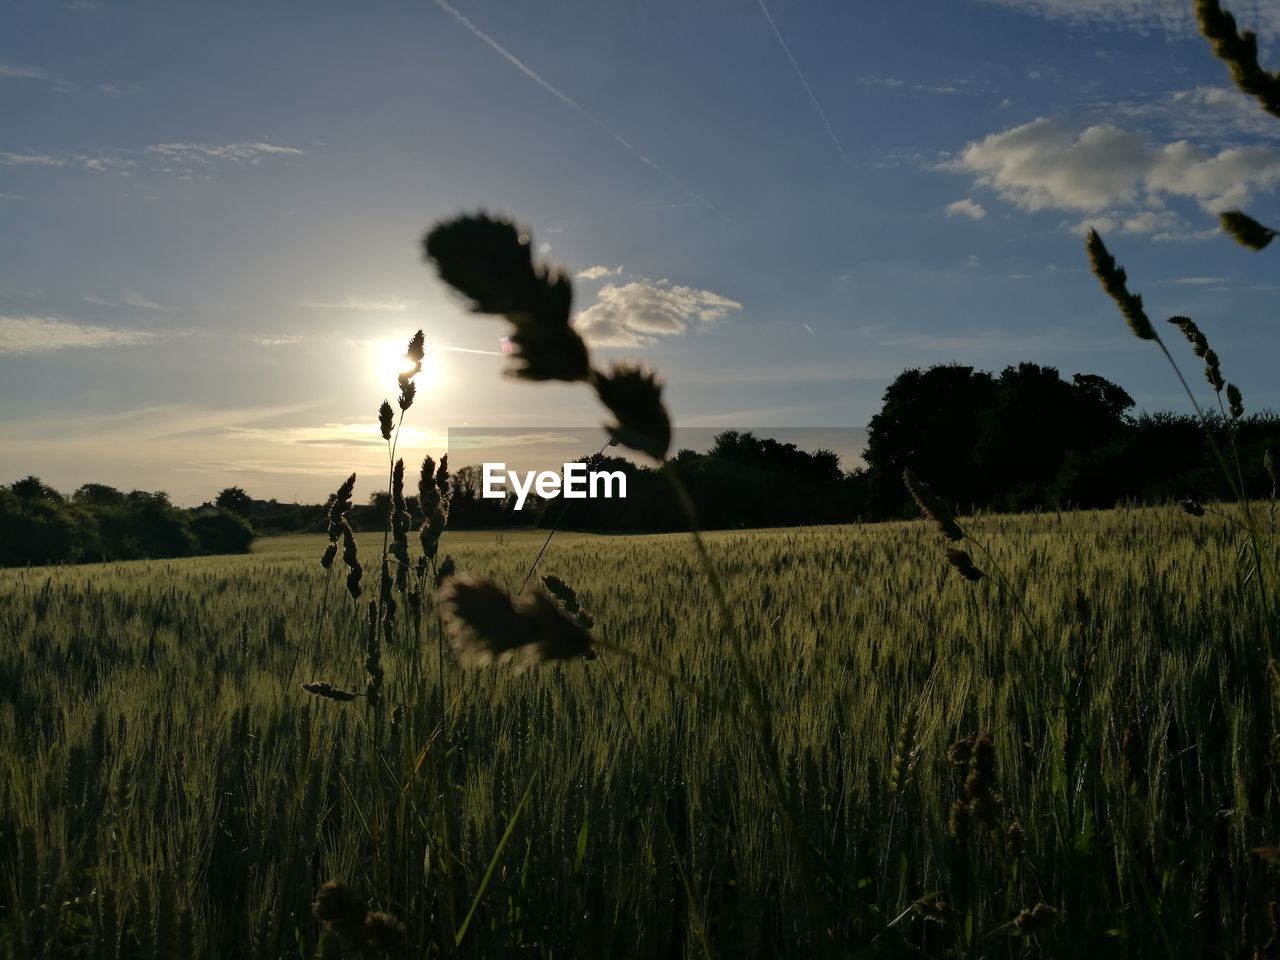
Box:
[191,509,255,556]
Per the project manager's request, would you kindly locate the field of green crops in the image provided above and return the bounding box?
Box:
[1,509,1277,959]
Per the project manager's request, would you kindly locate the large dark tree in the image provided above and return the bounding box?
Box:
[215,486,254,517]
[863,363,1137,514]
[862,364,998,513]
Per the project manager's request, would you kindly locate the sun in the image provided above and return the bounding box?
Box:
[368,337,439,391]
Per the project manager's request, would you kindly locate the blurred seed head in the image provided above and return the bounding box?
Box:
[313,881,367,940]
[911,896,962,923]
[1219,210,1277,250]
[541,573,595,629]
[1014,903,1059,934]
[434,555,456,589]
[313,882,402,955]
[903,469,964,542]
[361,912,406,954]
[947,736,975,765]
[423,213,590,382]
[300,681,358,702]
[437,575,596,667]
[591,362,672,461]
[945,547,984,582]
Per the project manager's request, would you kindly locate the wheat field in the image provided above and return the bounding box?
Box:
[1,508,1275,959]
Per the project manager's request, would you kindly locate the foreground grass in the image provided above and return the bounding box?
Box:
[0,507,1276,958]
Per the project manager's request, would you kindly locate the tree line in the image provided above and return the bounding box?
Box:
[0,479,255,567]
[5,360,1277,565]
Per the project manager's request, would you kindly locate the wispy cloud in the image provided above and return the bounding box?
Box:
[575,265,623,280]
[0,315,154,354]
[147,142,302,165]
[1,152,64,167]
[753,0,845,161]
[860,75,979,96]
[430,0,714,210]
[977,0,1280,37]
[83,292,169,310]
[946,198,987,220]
[253,334,304,347]
[300,295,418,312]
[0,193,23,201]
[224,421,443,450]
[1170,276,1231,285]
[1,142,302,177]
[573,279,742,347]
[0,61,47,80]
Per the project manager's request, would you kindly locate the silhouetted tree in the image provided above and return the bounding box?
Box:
[191,509,255,555]
[863,365,998,514]
[215,486,254,518]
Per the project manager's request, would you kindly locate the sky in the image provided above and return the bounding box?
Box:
[2,0,1279,505]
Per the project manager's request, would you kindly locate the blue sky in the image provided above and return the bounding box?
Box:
[2,0,1279,504]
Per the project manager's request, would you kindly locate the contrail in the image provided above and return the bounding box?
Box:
[438,344,506,357]
[753,0,846,162]
[431,0,715,210]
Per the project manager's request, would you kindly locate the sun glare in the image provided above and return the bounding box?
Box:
[369,337,440,391]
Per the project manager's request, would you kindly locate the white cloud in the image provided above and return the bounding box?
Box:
[945,198,987,220]
[955,116,1280,216]
[977,0,1280,37]
[1069,215,1117,237]
[0,315,154,354]
[80,154,137,174]
[301,295,418,312]
[575,265,623,280]
[1120,209,1180,234]
[573,279,741,347]
[0,193,23,201]
[254,335,303,346]
[1171,276,1231,284]
[0,61,46,80]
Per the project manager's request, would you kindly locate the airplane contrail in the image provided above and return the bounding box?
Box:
[753,0,846,162]
[431,0,715,210]
[438,344,506,357]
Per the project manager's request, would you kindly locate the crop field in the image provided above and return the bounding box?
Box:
[2,510,1277,959]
